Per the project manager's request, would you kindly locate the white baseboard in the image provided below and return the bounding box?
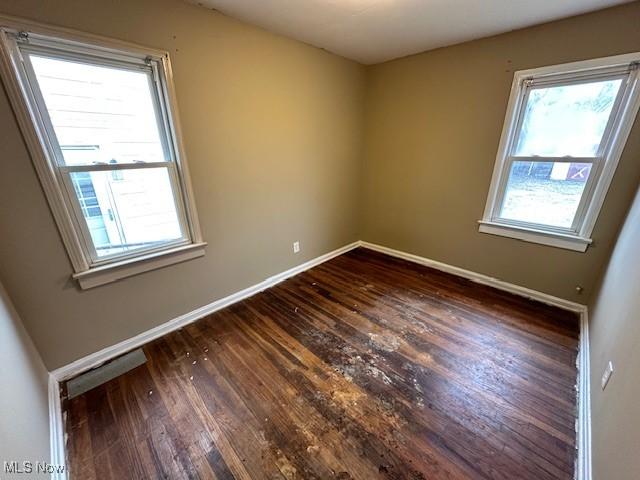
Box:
[576,309,592,480]
[48,374,67,480]
[359,241,586,312]
[51,241,360,382]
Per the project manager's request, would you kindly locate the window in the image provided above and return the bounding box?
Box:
[0,22,205,288]
[480,54,640,252]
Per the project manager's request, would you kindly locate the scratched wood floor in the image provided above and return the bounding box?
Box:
[63,248,580,480]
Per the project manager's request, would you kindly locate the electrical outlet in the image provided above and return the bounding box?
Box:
[601,361,614,390]
[293,241,300,253]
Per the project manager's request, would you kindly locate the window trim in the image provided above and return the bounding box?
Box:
[0,15,205,288]
[480,53,640,252]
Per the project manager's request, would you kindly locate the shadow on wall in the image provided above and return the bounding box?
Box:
[588,184,640,480]
[0,281,52,476]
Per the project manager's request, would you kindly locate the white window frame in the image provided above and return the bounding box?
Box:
[0,16,206,288]
[480,53,640,252]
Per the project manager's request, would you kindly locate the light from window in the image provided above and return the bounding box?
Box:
[15,41,196,266]
[27,55,187,260]
[0,25,204,286]
[481,55,640,251]
[30,55,167,166]
[514,79,622,158]
[500,161,593,228]
[69,168,182,257]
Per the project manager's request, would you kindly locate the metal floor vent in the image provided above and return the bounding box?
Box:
[66,348,147,399]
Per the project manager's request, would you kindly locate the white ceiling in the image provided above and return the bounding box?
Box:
[186,0,632,64]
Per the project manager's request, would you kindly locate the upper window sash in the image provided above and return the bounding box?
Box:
[18,44,174,168]
[508,71,630,160]
[526,63,634,87]
[12,28,156,68]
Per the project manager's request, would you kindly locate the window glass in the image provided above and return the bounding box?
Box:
[26,51,188,261]
[29,55,165,166]
[69,168,183,257]
[514,79,622,157]
[1,29,203,283]
[500,161,592,228]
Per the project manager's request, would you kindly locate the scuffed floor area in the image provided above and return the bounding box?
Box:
[63,248,579,479]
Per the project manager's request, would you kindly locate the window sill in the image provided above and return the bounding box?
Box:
[72,242,207,289]
[478,221,591,252]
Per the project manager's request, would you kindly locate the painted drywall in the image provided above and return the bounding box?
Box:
[0,0,366,369]
[0,279,51,478]
[588,185,640,480]
[362,1,640,302]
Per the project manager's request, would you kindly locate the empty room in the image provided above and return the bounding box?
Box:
[1,0,640,479]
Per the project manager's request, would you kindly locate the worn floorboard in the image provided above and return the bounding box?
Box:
[63,248,580,479]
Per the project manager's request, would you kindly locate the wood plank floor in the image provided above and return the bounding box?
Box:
[63,248,580,480]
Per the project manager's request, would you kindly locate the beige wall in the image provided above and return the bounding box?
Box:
[0,279,51,478]
[588,185,640,480]
[362,2,640,302]
[0,0,366,369]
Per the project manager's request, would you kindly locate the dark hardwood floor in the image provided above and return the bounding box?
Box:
[63,248,580,479]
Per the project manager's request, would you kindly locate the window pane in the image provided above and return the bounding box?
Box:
[70,168,184,258]
[514,79,622,157]
[499,161,592,228]
[29,55,166,166]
